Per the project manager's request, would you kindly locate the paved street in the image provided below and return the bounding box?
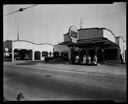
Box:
[4,61,126,101]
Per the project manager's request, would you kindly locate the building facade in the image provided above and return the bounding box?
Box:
[3,40,54,62]
[3,27,126,64]
[55,26,126,64]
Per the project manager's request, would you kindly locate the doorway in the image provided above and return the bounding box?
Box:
[97,48,104,63]
[34,51,41,60]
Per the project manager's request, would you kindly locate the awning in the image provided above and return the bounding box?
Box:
[60,37,119,48]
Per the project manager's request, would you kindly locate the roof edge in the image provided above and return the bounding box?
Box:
[5,39,54,46]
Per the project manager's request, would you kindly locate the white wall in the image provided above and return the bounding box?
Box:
[12,40,53,61]
[103,29,115,43]
[12,41,53,52]
[119,38,126,62]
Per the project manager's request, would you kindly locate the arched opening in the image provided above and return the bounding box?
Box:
[53,52,59,59]
[42,51,48,57]
[14,49,32,60]
[34,51,41,60]
[62,51,68,61]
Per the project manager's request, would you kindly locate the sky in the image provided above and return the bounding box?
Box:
[3,3,126,45]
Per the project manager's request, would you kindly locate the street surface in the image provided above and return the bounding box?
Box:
[4,61,126,101]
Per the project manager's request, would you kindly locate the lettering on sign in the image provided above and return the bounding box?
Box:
[69,26,79,43]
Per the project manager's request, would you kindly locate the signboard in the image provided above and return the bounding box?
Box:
[5,48,9,52]
[69,26,79,43]
[4,52,10,57]
[71,31,77,38]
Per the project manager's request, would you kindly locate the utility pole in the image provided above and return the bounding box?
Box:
[16,16,20,41]
[80,17,82,29]
[17,30,19,41]
[4,5,39,41]
[15,12,20,41]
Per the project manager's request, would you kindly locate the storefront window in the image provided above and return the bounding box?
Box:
[42,51,48,57]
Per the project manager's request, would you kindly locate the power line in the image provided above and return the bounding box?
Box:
[4,4,38,16]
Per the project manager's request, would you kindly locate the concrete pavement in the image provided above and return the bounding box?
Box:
[4,61,126,101]
[4,61,126,75]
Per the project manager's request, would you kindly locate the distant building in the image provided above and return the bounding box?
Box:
[3,40,54,61]
[54,26,126,64]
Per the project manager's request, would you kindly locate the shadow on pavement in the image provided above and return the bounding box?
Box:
[15,61,44,65]
[15,60,69,65]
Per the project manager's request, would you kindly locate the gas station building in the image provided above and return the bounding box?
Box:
[3,27,126,64]
[54,26,126,64]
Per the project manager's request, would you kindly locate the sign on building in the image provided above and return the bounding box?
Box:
[69,26,79,43]
[5,48,9,52]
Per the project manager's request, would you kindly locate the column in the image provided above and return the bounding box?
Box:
[68,49,71,61]
[123,46,125,63]
[117,48,120,63]
[12,49,14,62]
[32,50,34,60]
[70,47,73,64]
[68,47,71,62]
[40,51,42,60]
[102,48,105,63]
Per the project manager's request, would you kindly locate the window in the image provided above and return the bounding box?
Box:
[42,51,48,57]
